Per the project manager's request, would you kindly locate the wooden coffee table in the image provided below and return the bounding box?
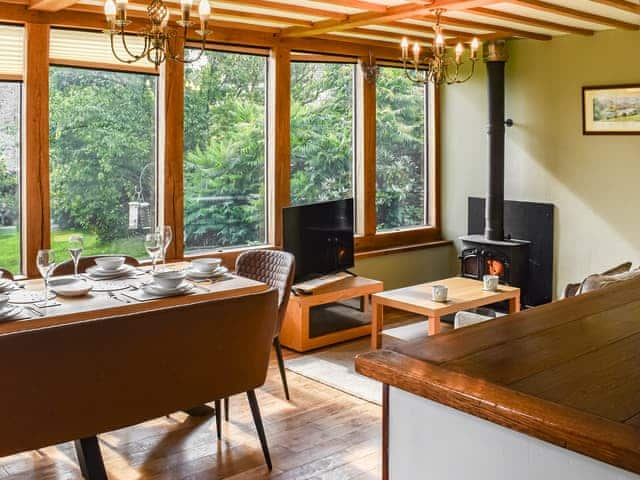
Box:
[371,277,520,348]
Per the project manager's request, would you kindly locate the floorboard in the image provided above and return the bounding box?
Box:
[0,308,430,479]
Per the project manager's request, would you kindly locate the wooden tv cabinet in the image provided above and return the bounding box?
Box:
[280,276,384,352]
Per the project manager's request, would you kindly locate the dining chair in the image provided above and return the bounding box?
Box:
[54,255,140,276]
[234,250,295,401]
[0,268,14,281]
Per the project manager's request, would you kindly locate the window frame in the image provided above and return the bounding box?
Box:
[0,78,23,274]
[181,45,271,256]
[14,23,442,277]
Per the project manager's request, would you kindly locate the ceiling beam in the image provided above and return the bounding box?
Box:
[280,0,506,38]
[228,0,346,19]
[28,0,79,12]
[588,0,640,14]
[507,0,640,30]
[410,13,553,40]
[469,7,595,35]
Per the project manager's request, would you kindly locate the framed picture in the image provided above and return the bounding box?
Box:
[582,84,640,135]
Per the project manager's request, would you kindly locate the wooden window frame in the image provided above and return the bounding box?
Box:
[11,12,441,276]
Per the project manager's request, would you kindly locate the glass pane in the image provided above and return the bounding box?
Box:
[376,67,426,231]
[49,67,157,262]
[290,62,354,206]
[183,50,267,253]
[0,82,21,274]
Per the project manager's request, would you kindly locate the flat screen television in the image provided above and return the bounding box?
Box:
[283,198,354,283]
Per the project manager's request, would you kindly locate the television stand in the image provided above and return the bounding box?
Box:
[281,276,384,352]
[292,271,354,295]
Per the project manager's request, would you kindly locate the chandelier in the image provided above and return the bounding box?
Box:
[103,0,212,67]
[400,9,479,85]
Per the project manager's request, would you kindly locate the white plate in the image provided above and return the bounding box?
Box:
[0,305,22,320]
[49,278,93,297]
[143,282,193,297]
[186,266,228,279]
[86,264,135,279]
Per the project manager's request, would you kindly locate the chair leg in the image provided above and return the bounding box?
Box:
[224,397,229,421]
[246,390,272,471]
[214,399,222,440]
[273,336,290,401]
[74,436,107,480]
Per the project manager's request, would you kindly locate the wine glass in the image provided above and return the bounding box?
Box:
[36,249,56,306]
[68,235,84,278]
[156,225,173,267]
[144,232,163,273]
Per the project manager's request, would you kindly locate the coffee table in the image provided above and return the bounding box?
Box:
[371,277,520,349]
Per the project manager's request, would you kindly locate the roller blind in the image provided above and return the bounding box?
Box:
[0,25,25,80]
[50,28,158,74]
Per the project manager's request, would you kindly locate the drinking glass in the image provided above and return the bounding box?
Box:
[68,235,84,278]
[144,232,163,273]
[156,225,173,266]
[36,249,56,306]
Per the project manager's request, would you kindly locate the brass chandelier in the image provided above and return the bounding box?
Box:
[103,0,212,67]
[401,9,479,86]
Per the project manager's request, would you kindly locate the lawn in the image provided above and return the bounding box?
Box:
[0,228,149,275]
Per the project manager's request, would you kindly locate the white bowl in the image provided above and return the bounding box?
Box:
[95,256,126,271]
[153,270,186,290]
[191,258,221,273]
[0,294,8,308]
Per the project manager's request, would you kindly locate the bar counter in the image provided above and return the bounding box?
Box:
[356,277,640,479]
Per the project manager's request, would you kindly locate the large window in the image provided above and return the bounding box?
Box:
[0,82,21,274]
[290,61,355,206]
[183,49,268,253]
[49,66,158,260]
[376,67,427,232]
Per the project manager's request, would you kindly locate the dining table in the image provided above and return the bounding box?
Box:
[0,261,272,480]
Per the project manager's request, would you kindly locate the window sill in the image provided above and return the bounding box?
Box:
[355,239,453,260]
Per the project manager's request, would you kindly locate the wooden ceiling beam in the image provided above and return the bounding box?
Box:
[382,21,482,38]
[507,0,640,30]
[469,7,595,35]
[588,0,640,14]
[280,0,506,38]
[28,0,79,12]
[321,0,388,13]
[410,13,553,40]
[228,0,346,19]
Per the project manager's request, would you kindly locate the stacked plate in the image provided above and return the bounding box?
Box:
[0,295,23,321]
[0,277,16,293]
[143,272,193,297]
[85,264,136,280]
[185,259,228,280]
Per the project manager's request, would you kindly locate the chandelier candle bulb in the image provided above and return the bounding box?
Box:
[401,37,409,61]
[455,42,463,63]
[471,37,479,59]
[180,0,192,23]
[199,0,210,21]
[412,42,420,63]
[104,0,116,24]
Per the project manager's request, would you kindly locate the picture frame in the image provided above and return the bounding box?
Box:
[582,84,640,135]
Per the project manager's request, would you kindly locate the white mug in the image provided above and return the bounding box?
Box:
[483,274,499,292]
[432,284,448,302]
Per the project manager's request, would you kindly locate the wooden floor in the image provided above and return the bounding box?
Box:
[0,347,382,480]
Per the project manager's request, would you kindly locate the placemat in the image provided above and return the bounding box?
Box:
[121,286,196,302]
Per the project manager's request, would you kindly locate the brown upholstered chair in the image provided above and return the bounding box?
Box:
[0,268,14,281]
[54,254,140,276]
[234,249,295,400]
[0,288,279,474]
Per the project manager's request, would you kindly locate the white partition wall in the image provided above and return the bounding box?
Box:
[388,387,640,480]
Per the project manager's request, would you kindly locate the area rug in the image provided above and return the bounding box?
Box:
[285,337,382,405]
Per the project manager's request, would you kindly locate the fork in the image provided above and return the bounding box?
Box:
[108,291,130,304]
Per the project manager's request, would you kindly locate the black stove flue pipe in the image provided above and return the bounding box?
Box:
[483,41,509,242]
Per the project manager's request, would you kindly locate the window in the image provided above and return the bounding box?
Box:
[0,25,24,274]
[183,49,268,253]
[0,82,21,274]
[290,61,355,206]
[48,66,158,260]
[376,67,427,231]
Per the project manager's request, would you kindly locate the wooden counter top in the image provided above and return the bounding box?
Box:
[356,277,640,475]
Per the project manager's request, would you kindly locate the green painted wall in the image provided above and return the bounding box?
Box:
[441,29,640,298]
